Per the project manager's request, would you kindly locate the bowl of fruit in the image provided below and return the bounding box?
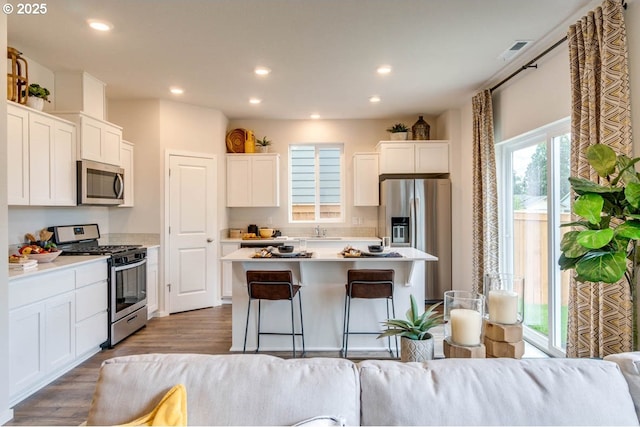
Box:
[19,230,62,263]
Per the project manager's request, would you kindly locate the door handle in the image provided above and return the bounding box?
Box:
[207,238,214,243]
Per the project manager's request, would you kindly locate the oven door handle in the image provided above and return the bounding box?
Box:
[112,258,147,272]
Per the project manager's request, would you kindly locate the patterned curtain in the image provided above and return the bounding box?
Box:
[472,90,499,294]
[567,0,633,357]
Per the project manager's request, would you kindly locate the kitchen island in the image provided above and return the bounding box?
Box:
[221,247,437,353]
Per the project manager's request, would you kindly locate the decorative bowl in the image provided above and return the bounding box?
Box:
[278,245,294,253]
[259,228,274,238]
[368,245,383,253]
[27,250,62,263]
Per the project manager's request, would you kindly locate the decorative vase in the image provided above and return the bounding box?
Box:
[256,145,269,153]
[26,97,44,111]
[390,132,408,141]
[412,116,430,140]
[400,335,434,362]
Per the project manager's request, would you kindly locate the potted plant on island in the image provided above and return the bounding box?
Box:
[378,294,443,361]
[256,136,271,153]
[386,123,410,140]
[559,143,640,349]
[24,83,51,111]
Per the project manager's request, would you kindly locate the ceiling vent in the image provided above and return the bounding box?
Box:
[498,40,532,61]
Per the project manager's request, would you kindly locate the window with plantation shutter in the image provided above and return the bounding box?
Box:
[290,144,344,222]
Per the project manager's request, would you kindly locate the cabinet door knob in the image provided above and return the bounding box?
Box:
[207,238,214,243]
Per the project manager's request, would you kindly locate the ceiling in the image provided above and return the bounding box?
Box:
[7,0,597,120]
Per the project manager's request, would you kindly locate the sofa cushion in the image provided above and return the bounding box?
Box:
[87,354,360,426]
[358,358,639,426]
[605,352,640,421]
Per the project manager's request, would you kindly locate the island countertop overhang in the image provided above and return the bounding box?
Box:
[221,247,438,262]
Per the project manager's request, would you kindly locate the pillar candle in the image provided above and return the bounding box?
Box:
[488,290,518,324]
[450,308,482,346]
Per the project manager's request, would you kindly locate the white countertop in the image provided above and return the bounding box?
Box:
[221,247,437,262]
[221,236,382,244]
[8,255,109,280]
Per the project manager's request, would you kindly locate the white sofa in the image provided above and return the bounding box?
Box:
[87,352,640,426]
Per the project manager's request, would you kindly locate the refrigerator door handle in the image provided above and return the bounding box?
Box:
[414,196,421,250]
[409,197,416,247]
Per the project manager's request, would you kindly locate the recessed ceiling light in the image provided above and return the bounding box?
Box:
[310,114,321,119]
[249,98,262,104]
[369,96,381,103]
[377,65,392,75]
[87,19,113,32]
[170,87,184,95]
[254,66,271,76]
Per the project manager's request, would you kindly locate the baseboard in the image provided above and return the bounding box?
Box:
[0,408,14,424]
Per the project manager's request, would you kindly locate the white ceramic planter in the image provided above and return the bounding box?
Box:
[256,145,269,153]
[26,97,45,111]
[401,335,435,362]
[389,132,408,141]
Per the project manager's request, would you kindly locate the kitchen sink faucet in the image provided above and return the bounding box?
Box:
[314,225,321,237]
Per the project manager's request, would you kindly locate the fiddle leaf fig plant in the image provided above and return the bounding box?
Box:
[559,143,640,287]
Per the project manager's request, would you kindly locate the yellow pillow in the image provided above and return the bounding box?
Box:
[121,384,187,426]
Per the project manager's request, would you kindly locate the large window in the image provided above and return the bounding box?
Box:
[496,118,570,357]
[289,144,344,222]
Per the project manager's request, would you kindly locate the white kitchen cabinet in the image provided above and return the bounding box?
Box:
[120,141,135,207]
[44,292,75,373]
[226,154,280,207]
[7,104,29,205]
[75,261,108,357]
[9,258,108,405]
[377,141,449,174]
[7,102,77,206]
[54,112,122,166]
[146,246,159,317]
[220,242,240,299]
[353,153,379,206]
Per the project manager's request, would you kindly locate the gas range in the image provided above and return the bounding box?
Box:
[58,243,143,256]
[50,224,146,260]
[50,223,148,348]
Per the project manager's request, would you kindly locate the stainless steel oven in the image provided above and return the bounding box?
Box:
[51,223,148,348]
[110,251,147,346]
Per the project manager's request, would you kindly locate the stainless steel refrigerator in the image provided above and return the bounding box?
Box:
[378,178,452,302]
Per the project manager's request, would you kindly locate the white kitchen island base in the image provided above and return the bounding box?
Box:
[222,247,437,353]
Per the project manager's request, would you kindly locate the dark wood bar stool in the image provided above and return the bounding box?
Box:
[341,269,397,358]
[243,270,305,358]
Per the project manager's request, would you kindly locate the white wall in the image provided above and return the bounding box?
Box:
[1,13,12,426]
[227,115,437,232]
[107,99,162,233]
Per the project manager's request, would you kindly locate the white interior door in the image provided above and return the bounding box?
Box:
[168,154,217,313]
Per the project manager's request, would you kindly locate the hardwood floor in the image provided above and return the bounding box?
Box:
[5,305,233,426]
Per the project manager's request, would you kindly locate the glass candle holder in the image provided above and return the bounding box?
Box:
[484,273,524,325]
[444,290,485,346]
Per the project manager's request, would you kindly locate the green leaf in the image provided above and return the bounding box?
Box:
[575,250,627,283]
[576,229,614,249]
[569,177,623,194]
[573,193,604,224]
[626,182,640,209]
[558,252,579,270]
[615,220,640,240]
[614,155,640,185]
[587,144,617,177]
[560,231,589,258]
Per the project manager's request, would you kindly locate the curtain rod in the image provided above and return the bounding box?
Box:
[490,36,567,92]
[490,0,627,92]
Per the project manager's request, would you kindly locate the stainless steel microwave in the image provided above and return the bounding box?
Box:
[77,160,125,205]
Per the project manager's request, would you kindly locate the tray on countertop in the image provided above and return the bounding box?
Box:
[341,251,403,258]
[251,251,313,259]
